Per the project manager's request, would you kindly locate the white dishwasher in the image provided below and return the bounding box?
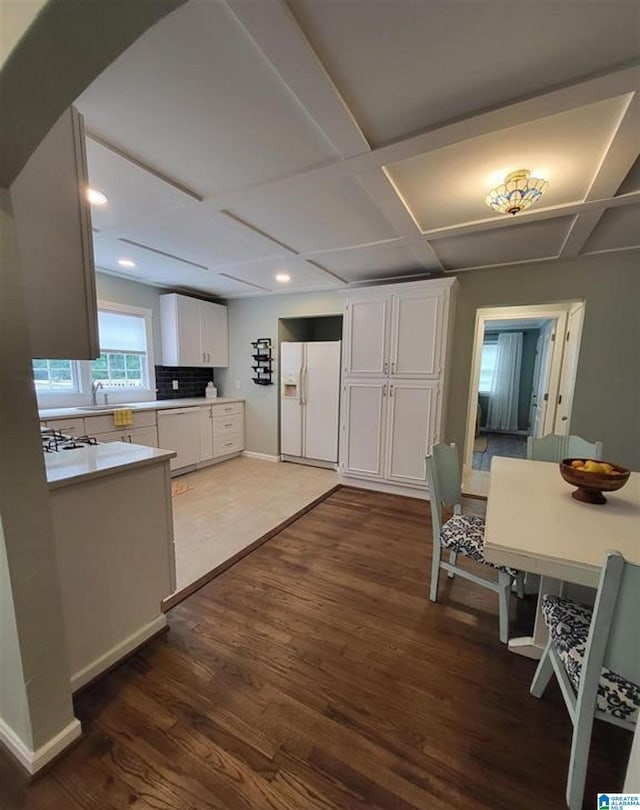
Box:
[157,407,201,472]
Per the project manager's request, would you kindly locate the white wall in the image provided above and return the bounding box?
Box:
[0,521,31,748]
[0,188,77,762]
[216,290,344,456]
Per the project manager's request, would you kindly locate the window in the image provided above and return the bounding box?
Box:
[479,342,497,394]
[32,358,78,393]
[91,309,149,389]
[32,302,155,406]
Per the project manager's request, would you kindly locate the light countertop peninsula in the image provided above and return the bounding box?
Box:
[45,442,177,489]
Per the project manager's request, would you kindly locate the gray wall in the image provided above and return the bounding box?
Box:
[216,291,344,456]
[447,250,640,469]
[95,271,163,359]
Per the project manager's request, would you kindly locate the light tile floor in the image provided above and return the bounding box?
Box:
[171,457,337,592]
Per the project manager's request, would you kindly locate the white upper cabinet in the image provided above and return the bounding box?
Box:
[344,286,444,379]
[201,300,228,367]
[390,290,441,377]
[10,107,99,359]
[160,293,228,367]
[343,296,389,376]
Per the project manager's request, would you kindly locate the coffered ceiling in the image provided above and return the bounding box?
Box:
[76,0,640,297]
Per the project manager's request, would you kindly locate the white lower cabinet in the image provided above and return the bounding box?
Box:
[385,380,437,486]
[199,402,244,463]
[341,380,387,479]
[341,379,438,488]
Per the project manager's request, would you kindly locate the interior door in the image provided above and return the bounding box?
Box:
[554,303,585,435]
[340,380,387,478]
[304,341,341,463]
[532,323,554,438]
[385,380,437,487]
[280,342,304,458]
[344,296,389,376]
[390,291,441,377]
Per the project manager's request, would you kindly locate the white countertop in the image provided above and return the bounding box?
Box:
[45,442,177,489]
[39,397,244,420]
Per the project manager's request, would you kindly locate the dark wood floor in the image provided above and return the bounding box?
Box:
[0,487,630,810]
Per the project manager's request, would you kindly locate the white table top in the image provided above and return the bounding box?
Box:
[483,457,640,587]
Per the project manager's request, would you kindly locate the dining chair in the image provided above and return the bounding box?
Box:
[426,442,523,643]
[530,551,640,810]
[526,434,603,462]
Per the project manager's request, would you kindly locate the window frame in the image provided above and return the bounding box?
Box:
[478,340,498,395]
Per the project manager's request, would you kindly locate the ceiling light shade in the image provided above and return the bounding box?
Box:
[275,273,290,283]
[485,169,548,216]
[117,258,136,268]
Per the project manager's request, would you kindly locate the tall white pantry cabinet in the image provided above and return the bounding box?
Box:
[339,278,458,495]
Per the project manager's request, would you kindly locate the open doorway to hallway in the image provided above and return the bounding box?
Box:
[464,302,585,481]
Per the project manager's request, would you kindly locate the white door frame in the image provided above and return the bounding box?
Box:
[463,302,584,474]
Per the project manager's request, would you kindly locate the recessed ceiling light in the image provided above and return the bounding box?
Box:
[275,273,291,283]
[117,258,136,268]
[87,188,108,206]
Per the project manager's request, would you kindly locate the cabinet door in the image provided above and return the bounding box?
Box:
[199,406,214,461]
[390,291,442,377]
[340,380,387,478]
[201,301,228,367]
[385,380,438,487]
[11,107,99,359]
[177,296,203,366]
[127,426,159,448]
[344,296,390,377]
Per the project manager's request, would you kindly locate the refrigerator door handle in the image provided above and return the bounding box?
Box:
[298,365,304,404]
[301,365,308,405]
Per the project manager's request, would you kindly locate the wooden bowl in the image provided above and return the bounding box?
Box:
[559,459,630,505]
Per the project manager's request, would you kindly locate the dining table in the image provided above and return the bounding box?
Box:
[482,455,640,660]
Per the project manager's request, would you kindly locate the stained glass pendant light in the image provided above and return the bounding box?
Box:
[485,169,548,215]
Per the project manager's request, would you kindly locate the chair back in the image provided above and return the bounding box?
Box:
[582,552,640,693]
[526,434,603,462]
[426,443,462,539]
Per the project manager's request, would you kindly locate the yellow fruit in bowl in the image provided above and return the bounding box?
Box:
[571,459,584,469]
[584,460,607,474]
[601,463,614,474]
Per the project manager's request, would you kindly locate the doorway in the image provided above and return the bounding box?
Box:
[464,303,585,479]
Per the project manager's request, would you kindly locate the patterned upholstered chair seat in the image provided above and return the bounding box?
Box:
[542,595,640,722]
[440,514,516,576]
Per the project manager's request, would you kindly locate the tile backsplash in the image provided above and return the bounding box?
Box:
[155,366,214,399]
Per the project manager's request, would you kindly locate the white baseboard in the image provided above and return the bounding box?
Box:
[70,614,167,692]
[242,451,280,463]
[338,474,430,500]
[0,715,82,775]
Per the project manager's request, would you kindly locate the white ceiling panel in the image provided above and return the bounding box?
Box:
[93,233,260,297]
[315,241,423,282]
[217,256,344,293]
[386,96,630,231]
[228,175,397,253]
[287,0,640,146]
[76,0,336,197]
[616,156,640,195]
[86,139,193,232]
[114,205,287,269]
[432,216,573,271]
[582,205,640,253]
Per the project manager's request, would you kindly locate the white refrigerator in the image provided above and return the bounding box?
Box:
[280,341,341,466]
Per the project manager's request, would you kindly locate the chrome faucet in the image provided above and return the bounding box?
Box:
[91,380,104,406]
